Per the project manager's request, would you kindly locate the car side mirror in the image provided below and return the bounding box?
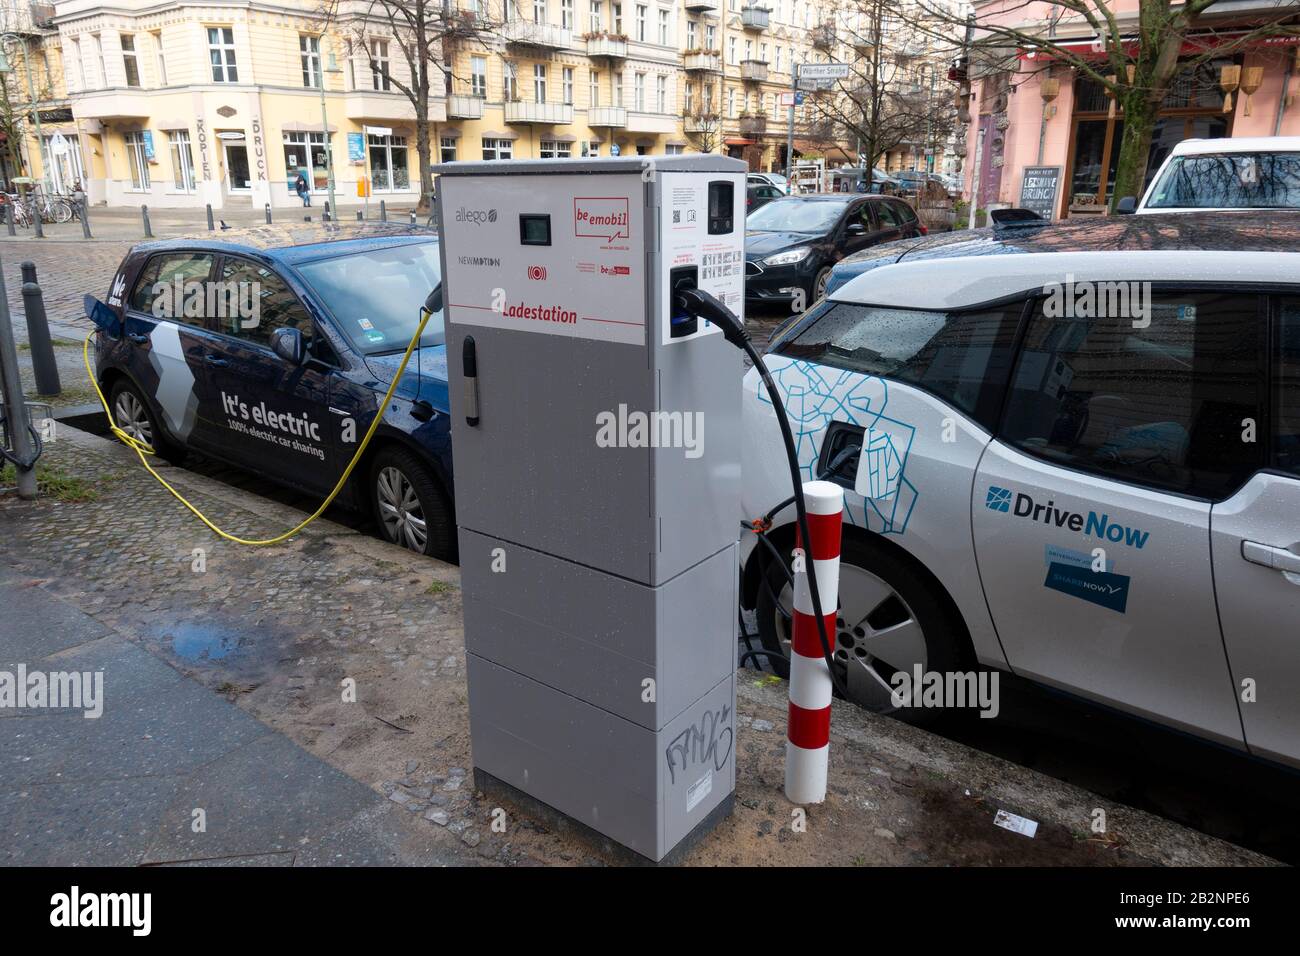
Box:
[270,326,306,364]
[1115,195,1137,215]
[846,222,867,235]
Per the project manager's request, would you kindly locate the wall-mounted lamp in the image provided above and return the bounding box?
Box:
[1040,76,1060,120]
[1240,66,1263,115]
[1220,64,1241,114]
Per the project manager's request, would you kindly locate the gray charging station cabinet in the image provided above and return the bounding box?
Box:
[434,155,746,862]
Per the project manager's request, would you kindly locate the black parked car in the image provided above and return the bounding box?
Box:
[747,183,785,214]
[744,194,926,304]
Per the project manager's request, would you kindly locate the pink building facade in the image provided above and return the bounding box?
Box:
[963,0,1300,219]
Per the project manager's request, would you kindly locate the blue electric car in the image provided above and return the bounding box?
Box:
[87,222,454,558]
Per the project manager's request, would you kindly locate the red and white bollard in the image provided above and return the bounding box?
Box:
[785,480,843,805]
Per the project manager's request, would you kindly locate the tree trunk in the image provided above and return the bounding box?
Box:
[416,106,433,215]
[1109,87,1162,211]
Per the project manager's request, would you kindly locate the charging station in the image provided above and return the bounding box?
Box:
[434,155,746,862]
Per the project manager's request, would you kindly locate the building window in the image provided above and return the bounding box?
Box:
[728,36,736,65]
[665,143,684,155]
[684,82,693,114]
[41,134,85,193]
[301,34,322,88]
[540,140,571,158]
[727,86,735,117]
[121,35,140,87]
[775,45,782,73]
[208,27,237,83]
[153,32,167,85]
[635,4,646,41]
[614,70,623,106]
[168,130,196,191]
[589,1,602,33]
[658,9,669,45]
[370,39,390,90]
[589,69,599,106]
[533,63,547,102]
[440,136,457,163]
[656,74,666,113]
[92,34,106,88]
[634,72,645,111]
[124,131,151,190]
[482,137,513,160]
[562,66,574,105]
[561,0,574,29]
[368,133,409,191]
[504,61,518,100]
[705,24,715,49]
[533,0,546,23]
[581,140,600,157]
[612,3,622,34]
[283,131,332,192]
[687,21,696,49]
[471,55,487,96]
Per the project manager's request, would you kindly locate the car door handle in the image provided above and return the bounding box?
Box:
[126,332,149,344]
[203,354,229,368]
[1242,540,1300,575]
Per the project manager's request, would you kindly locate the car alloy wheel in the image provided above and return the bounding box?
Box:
[376,465,428,554]
[113,389,154,449]
[813,267,831,301]
[770,562,928,714]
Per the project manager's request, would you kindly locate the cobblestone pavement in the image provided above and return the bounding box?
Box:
[0,424,1275,866]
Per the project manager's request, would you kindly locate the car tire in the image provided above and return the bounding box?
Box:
[755,531,970,725]
[370,446,455,560]
[108,379,187,465]
[812,266,832,302]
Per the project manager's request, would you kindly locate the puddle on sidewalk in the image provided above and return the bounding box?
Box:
[167,623,240,661]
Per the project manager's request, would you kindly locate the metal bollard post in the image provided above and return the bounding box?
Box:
[5,202,13,237]
[356,210,363,221]
[0,258,37,498]
[80,196,92,239]
[323,200,331,222]
[206,203,215,231]
[19,265,59,396]
[142,205,153,238]
[265,203,272,224]
[409,209,416,225]
[379,200,387,222]
[33,203,43,239]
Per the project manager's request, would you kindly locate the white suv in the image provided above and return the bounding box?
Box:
[739,211,1300,768]
[1124,136,1300,213]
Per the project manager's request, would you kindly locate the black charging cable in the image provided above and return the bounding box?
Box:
[674,287,848,698]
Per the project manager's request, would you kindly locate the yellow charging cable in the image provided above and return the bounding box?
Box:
[82,307,434,546]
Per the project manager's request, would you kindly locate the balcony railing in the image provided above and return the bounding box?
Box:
[813,24,835,49]
[588,106,628,127]
[684,112,720,133]
[684,0,719,10]
[447,94,485,119]
[738,114,767,135]
[585,34,628,58]
[504,100,574,124]
[740,6,770,30]
[740,59,768,82]
[501,18,572,49]
[682,50,722,72]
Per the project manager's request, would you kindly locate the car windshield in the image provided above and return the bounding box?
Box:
[746,198,845,233]
[297,241,444,355]
[1145,152,1300,209]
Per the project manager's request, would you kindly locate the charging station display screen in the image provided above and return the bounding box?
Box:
[520,214,551,246]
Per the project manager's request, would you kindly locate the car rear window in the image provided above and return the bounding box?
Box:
[773,301,1023,429]
[1145,152,1300,209]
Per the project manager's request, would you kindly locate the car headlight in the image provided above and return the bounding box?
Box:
[762,247,812,267]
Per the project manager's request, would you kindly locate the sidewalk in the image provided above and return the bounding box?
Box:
[0,424,1275,866]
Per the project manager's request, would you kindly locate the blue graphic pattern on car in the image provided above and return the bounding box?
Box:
[985,486,1012,513]
[756,356,918,536]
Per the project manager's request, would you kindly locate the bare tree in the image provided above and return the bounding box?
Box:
[796,0,960,184]
[915,0,1300,209]
[320,0,496,212]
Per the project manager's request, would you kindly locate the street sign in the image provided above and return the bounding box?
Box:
[798,62,850,80]
[779,92,806,106]
[365,125,392,138]
[49,132,70,156]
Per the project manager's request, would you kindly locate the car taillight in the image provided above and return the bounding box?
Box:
[918,223,928,235]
